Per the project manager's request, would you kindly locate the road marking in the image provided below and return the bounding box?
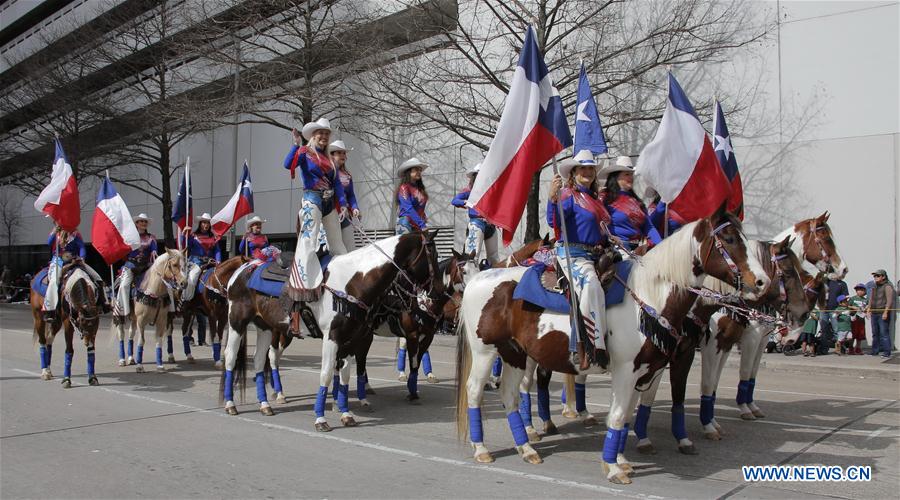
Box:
[5,367,659,499]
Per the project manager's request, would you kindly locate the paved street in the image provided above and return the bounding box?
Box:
[1,303,897,499]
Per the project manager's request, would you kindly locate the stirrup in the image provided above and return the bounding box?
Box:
[289,304,303,339]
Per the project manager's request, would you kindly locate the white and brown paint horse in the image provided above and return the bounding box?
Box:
[111,250,187,373]
[30,267,102,387]
[454,207,768,484]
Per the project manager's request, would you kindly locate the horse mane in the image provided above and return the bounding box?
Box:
[64,269,95,309]
[632,219,704,301]
[438,256,453,275]
[329,235,403,268]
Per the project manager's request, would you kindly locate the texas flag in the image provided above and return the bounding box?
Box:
[211,162,253,237]
[466,26,572,245]
[636,72,730,222]
[33,139,80,232]
[574,63,607,156]
[713,100,744,220]
[171,166,193,231]
[92,177,141,264]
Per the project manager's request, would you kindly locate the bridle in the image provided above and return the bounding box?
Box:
[62,273,99,339]
[700,221,743,292]
[806,221,836,271]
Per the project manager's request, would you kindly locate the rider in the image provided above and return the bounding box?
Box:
[600,156,662,253]
[547,149,611,368]
[237,215,270,261]
[394,157,436,383]
[44,225,109,320]
[451,162,499,267]
[329,140,361,252]
[180,213,222,302]
[644,186,685,238]
[117,213,158,316]
[283,118,348,332]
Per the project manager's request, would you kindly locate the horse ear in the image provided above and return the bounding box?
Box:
[779,234,792,249]
[542,232,550,245]
[467,250,476,261]
[822,211,830,223]
[451,248,461,259]
[711,201,728,224]
[816,211,828,224]
[426,228,439,242]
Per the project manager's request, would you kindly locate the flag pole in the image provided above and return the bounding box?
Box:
[552,156,583,358]
[106,170,115,305]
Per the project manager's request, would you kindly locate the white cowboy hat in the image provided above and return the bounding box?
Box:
[397,157,429,176]
[301,118,332,140]
[466,162,482,175]
[133,213,152,223]
[327,140,352,154]
[598,155,636,179]
[558,150,599,179]
[245,215,267,229]
[197,213,212,222]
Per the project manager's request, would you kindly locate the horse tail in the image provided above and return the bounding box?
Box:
[564,373,576,410]
[454,308,471,441]
[235,329,248,403]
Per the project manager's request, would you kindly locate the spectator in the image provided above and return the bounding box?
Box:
[833,295,853,355]
[848,283,868,354]
[821,275,849,348]
[800,308,820,357]
[868,269,895,358]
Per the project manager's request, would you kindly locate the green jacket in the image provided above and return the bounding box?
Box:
[834,305,852,332]
[848,295,868,319]
[802,310,819,334]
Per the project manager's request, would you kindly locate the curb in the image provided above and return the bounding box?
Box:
[723,355,899,381]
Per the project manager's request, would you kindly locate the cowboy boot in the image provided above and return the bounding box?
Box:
[289,302,303,339]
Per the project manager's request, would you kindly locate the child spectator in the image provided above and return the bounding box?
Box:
[848,283,868,355]
[833,295,853,355]
[800,308,819,357]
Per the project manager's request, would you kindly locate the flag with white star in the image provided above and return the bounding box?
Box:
[713,100,743,220]
[573,63,607,156]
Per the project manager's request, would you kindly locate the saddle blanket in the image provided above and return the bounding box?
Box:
[31,267,50,297]
[248,262,286,298]
[512,260,633,314]
[197,268,215,294]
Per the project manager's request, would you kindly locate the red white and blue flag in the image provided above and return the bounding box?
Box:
[34,139,81,232]
[171,167,193,231]
[91,177,141,264]
[636,72,730,222]
[212,162,254,237]
[713,100,744,220]
[466,26,572,245]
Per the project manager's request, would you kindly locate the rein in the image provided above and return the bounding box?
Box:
[807,222,835,268]
[701,221,743,292]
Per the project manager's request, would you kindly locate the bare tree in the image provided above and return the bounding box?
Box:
[0,187,24,247]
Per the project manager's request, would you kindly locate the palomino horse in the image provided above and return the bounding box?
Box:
[630,236,824,454]
[111,250,187,373]
[455,207,769,484]
[30,267,102,387]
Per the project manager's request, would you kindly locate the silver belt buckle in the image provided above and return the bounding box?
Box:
[322,189,334,200]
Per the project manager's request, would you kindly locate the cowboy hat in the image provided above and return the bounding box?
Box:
[328,140,353,154]
[245,215,266,229]
[558,150,598,179]
[197,213,212,222]
[466,162,482,175]
[301,118,332,140]
[598,155,635,179]
[133,213,152,223]
[397,157,429,176]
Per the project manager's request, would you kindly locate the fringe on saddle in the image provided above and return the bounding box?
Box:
[135,289,171,308]
[640,309,682,358]
[285,285,322,303]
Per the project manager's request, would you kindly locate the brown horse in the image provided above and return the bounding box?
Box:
[30,266,101,388]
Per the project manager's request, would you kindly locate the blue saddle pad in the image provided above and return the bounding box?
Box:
[31,267,50,297]
[248,262,285,297]
[197,268,215,294]
[512,260,634,313]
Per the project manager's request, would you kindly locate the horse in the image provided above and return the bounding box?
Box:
[178,256,243,368]
[220,231,442,428]
[454,206,769,484]
[30,266,102,388]
[111,250,187,373]
[630,235,825,454]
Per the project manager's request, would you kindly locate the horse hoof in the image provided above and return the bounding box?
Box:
[41,372,52,381]
[365,386,376,395]
[522,452,542,465]
[88,376,99,386]
[426,373,439,384]
[609,472,632,485]
[260,406,275,416]
[360,402,374,413]
[117,359,126,367]
[186,355,195,364]
[275,394,287,405]
[225,406,238,416]
[543,421,559,436]
[156,365,166,373]
[526,429,542,443]
[397,372,407,382]
[135,365,144,373]
[214,361,224,370]
[167,355,176,364]
[582,415,598,427]
[474,452,494,464]
[705,431,722,441]
[751,409,766,419]
[636,443,657,455]
[315,422,332,432]
[341,416,358,427]
[562,408,578,419]
[61,378,72,389]
[740,412,756,421]
[127,356,135,365]
[406,393,420,403]
[679,444,698,455]
[619,463,635,475]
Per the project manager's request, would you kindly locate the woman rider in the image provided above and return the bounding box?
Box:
[43,225,108,321]
[117,213,157,316]
[238,215,270,261]
[329,140,361,251]
[180,213,222,302]
[451,162,499,266]
[600,156,661,254]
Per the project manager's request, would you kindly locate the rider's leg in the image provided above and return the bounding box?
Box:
[322,211,347,256]
[183,262,201,301]
[118,268,134,316]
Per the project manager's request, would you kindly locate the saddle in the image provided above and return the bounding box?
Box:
[536,247,621,295]
[261,252,293,283]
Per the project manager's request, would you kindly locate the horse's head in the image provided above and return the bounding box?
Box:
[794,212,847,279]
[695,205,770,300]
[768,236,817,328]
[64,270,100,339]
[395,230,443,295]
[163,249,188,291]
[445,249,479,292]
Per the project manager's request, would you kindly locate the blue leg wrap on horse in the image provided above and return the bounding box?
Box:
[118,341,125,360]
[618,423,629,454]
[519,392,533,427]
[507,411,529,446]
[128,339,134,357]
[561,387,567,405]
[603,429,623,464]
[422,351,433,375]
[357,376,367,400]
[182,336,191,356]
[155,346,163,366]
[748,378,756,404]
[224,370,234,402]
[396,348,406,372]
[736,380,750,405]
[700,395,715,425]
[537,386,551,422]
[337,384,350,413]
[362,373,369,386]
[332,374,339,401]
[255,372,267,403]
[635,404,652,440]
[47,345,53,365]
[314,386,328,418]
[136,345,143,363]
[87,350,95,376]
[468,407,484,443]
[64,352,73,378]
[271,369,283,393]
[671,403,687,441]
[39,345,48,370]
[212,343,221,362]
[575,382,587,412]
[492,357,502,377]
[166,335,173,355]
[407,368,419,396]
